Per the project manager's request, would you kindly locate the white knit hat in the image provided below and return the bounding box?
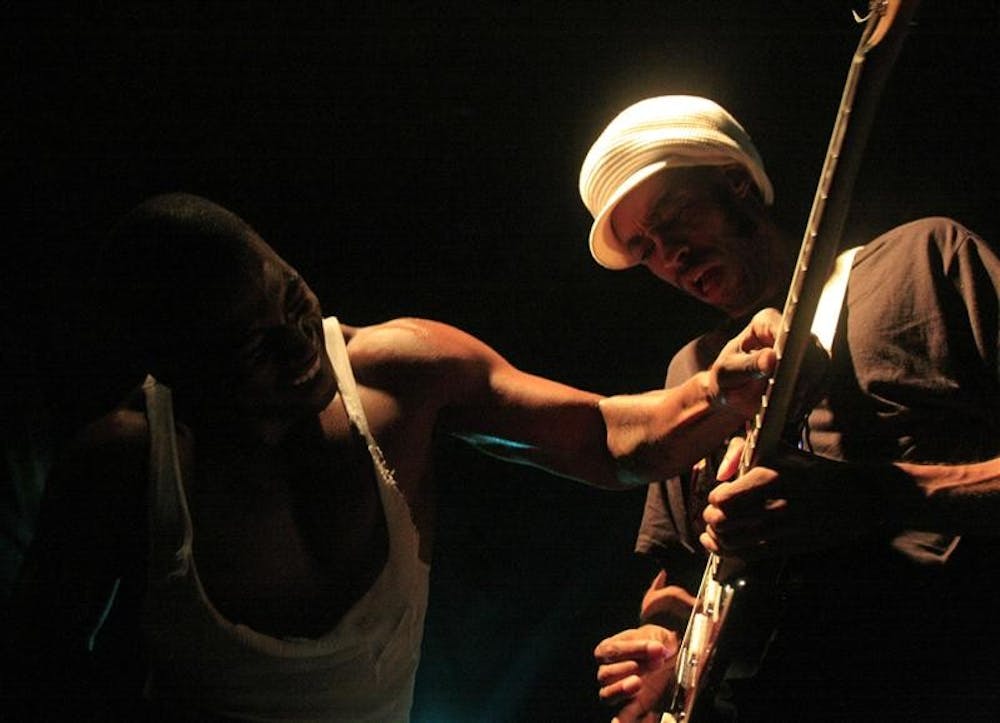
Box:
[579,95,774,270]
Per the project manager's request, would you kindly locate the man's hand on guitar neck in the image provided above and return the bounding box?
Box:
[708,308,780,418]
[709,306,831,427]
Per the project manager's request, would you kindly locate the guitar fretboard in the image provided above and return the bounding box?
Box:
[742,13,893,474]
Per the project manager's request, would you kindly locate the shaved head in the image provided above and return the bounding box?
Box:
[96,193,283,387]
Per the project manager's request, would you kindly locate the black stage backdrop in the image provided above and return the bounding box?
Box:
[4,2,997,721]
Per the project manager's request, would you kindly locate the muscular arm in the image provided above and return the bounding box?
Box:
[889,457,1000,533]
[352,314,774,490]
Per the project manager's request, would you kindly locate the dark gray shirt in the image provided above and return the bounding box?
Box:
[636,217,1000,719]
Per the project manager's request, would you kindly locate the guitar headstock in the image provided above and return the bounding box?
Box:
[861,0,917,50]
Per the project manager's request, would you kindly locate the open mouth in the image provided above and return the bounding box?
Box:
[291,354,321,387]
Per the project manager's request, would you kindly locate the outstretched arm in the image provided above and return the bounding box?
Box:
[366,311,779,490]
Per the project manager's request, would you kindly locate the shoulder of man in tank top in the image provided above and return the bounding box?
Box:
[51,402,155,507]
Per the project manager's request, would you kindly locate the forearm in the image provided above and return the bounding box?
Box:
[600,371,747,486]
[450,359,745,489]
[452,388,626,488]
[887,456,1000,534]
[458,373,739,490]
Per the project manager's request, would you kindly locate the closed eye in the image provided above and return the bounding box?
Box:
[627,236,656,264]
[232,332,268,372]
[284,276,320,321]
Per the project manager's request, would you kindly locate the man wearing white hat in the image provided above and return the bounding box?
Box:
[583,96,1000,721]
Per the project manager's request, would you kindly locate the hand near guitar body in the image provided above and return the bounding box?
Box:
[700,441,893,558]
[592,443,893,723]
[703,442,1000,557]
[591,445,898,723]
[594,571,695,723]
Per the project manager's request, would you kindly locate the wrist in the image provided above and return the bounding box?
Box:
[687,371,741,420]
[871,462,925,530]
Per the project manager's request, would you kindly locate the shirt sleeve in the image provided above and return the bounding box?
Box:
[845,217,1000,464]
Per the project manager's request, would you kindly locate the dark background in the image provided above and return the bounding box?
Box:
[4,1,997,721]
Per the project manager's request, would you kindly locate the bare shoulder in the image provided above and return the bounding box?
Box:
[862,217,986,264]
[48,407,151,504]
[339,317,503,399]
[345,317,491,354]
[13,406,151,622]
[346,318,500,370]
[75,407,149,460]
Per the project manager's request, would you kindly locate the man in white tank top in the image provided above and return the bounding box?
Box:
[6,193,784,721]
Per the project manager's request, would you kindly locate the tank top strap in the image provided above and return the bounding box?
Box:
[324,318,377,446]
[142,376,194,580]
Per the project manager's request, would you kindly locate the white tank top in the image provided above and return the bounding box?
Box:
[140,318,430,721]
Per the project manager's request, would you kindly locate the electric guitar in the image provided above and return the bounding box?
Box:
[662,2,919,720]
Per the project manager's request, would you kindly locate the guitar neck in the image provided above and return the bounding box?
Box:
[667,5,922,722]
[745,0,919,468]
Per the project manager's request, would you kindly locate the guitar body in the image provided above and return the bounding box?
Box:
[662,1,920,720]
[670,556,786,723]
